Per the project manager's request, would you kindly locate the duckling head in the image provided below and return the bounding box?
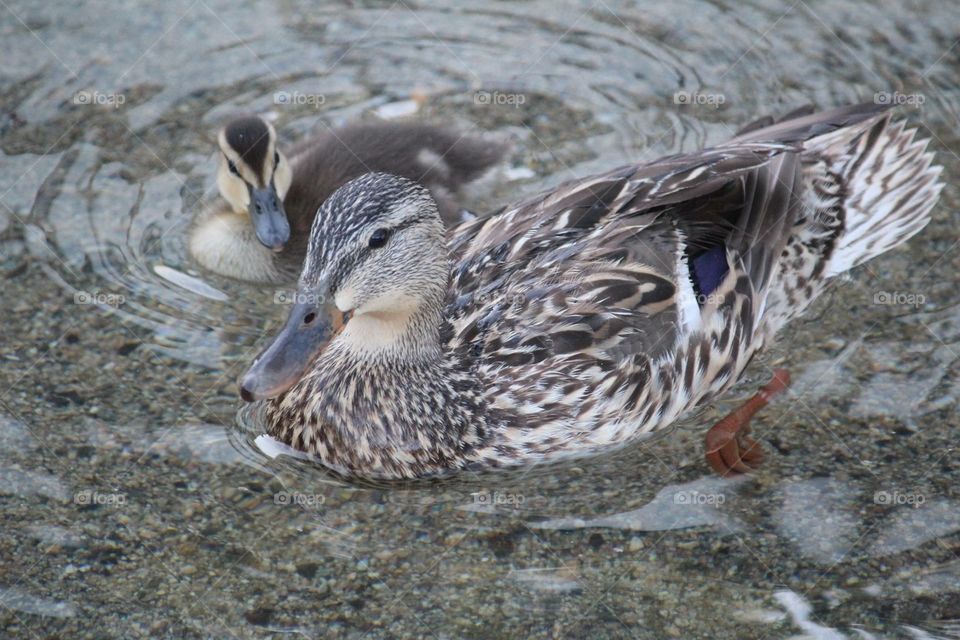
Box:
[217,115,294,251]
[240,172,448,401]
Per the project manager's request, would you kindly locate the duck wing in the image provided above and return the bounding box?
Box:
[444,142,804,429]
[449,143,799,367]
[445,104,897,434]
[447,102,891,360]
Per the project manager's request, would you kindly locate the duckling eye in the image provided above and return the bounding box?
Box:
[227,159,240,177]
[368,228,390,249]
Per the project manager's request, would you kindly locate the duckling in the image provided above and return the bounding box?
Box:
[189,115,507,282]
[239,104,942,480]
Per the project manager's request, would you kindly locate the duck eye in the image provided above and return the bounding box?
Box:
[227,159,240,177]
[368,228,390,249]
[303,312,316,325]
[273,151,280,167]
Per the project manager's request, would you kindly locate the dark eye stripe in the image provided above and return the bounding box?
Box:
[326,217,423,290]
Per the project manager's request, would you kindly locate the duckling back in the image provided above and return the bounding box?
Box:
[283,121,508,235]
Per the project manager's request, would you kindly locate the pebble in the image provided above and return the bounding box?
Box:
[445,531,467,546]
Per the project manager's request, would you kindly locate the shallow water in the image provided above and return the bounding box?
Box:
[2,0,959,637]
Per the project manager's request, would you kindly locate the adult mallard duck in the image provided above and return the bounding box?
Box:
[239,103,942,480]
[189,115,507,282]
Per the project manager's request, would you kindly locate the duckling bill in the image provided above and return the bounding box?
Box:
[217,116,291,251]
[191,115,507,283]
[240,103,943,480]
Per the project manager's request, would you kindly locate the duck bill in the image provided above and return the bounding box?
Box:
[239,296,346,402]
[249,184,290,251]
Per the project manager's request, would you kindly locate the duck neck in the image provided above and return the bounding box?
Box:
[273,288,490,479]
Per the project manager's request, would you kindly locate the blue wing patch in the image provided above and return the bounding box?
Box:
[689,245,728,300]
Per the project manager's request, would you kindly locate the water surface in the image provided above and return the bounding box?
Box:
[1,0,959,637]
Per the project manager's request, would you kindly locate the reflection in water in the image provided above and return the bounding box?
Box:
[1,0,959,636]
[0,413,70,501]
[0,587,75,619]
[777,478,859,565]
[510,566,583,593]
[869,501,960,557]
[0,468,69,502]
[23,525,84,549]
[533,476,745,533]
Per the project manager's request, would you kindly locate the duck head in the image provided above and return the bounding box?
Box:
[239,172,448,401]
[217,115,293,251]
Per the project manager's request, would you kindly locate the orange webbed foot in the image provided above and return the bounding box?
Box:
[705,368,790,477]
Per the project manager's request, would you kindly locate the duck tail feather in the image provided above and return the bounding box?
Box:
[729,102,890,146]
[804,114,945,277]
[733,104,816,137]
